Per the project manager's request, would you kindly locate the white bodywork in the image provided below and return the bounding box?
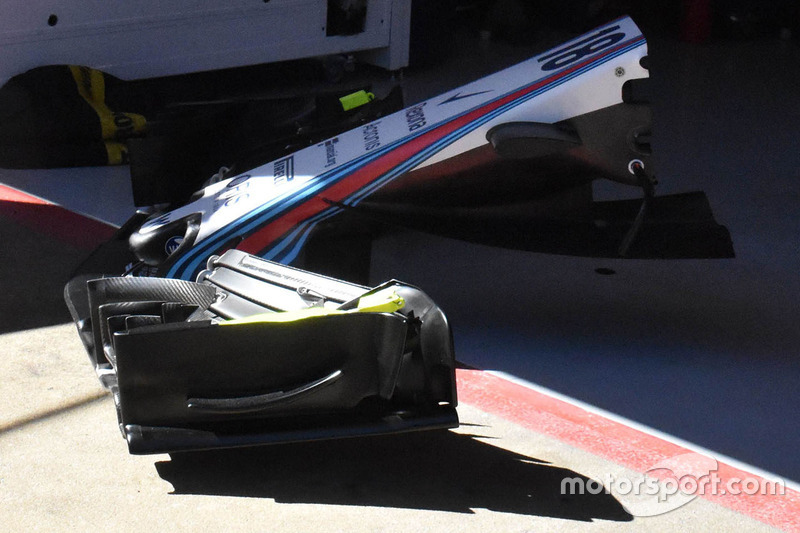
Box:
[126,16,651,280]
[145,17,648,246]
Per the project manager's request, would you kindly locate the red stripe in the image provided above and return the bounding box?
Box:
[0,184,117,249]
[456,369,800,531]
[236,38,643,255]
[0,185,50,205]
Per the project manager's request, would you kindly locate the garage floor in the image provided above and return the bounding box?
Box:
[1,14,799,532]
[372,26,800,482]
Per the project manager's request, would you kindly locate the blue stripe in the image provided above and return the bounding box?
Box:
[276,207,345,265]
[263,206,343,262]
[167,133,428,278]
[169,35,645,279]
[345,38,646,206]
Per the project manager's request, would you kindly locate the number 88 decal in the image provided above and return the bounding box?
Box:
[539,25,626,72]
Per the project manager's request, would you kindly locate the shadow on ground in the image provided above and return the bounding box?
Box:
[0,201,113,334]
[156,429,632,522]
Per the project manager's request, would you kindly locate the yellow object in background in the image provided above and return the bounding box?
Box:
[69,66,146,141]
[339,90,375,111]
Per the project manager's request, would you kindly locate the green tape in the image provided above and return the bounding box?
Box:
[339,90,375,111]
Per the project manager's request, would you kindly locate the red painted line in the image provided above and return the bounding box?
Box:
[0,184,117,249]
[237,37,645,256]
[456,369,800,531]
[0,185,50,205]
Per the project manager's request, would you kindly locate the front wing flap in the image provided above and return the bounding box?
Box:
[64,249,458,454]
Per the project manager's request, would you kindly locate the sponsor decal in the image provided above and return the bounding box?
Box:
[362,122,381,151]
[405,103,427,132]
[165,235,184,255]
[539,25,626,71]
[438,90,492,105]
[273,157,294,185]
[139,213,171,234]
[227,174,251,188]
[214,179,251,211]
[319,137,339,167]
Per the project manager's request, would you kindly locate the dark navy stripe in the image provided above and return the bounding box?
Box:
[345,37,646,206]
[169,34,645,279]
[258,37,646,262]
